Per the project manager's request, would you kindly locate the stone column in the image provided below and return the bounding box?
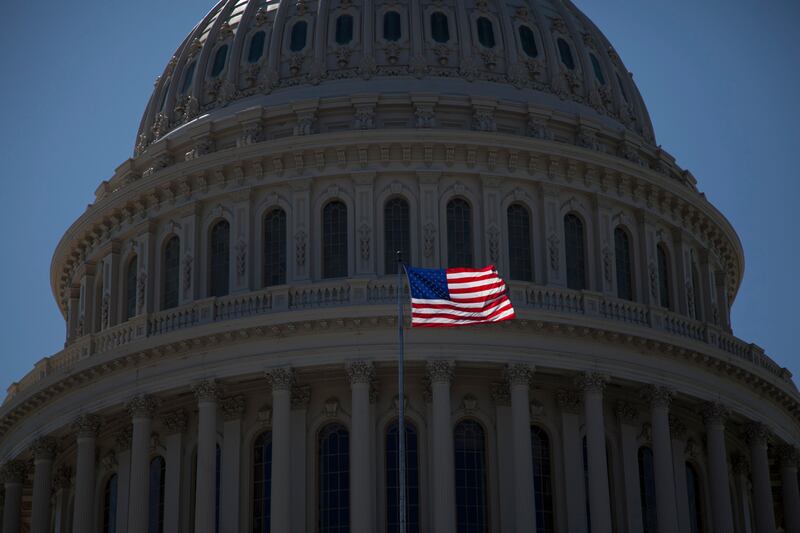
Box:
[220,396,246,533]
[745,422,777,533]
[346,361,374,533]
[1,460,27,533]
[778,445,800,533]
[642,385,680,533]
[428,360,456,533]
[127,395,158,533]
[115,426,133,533]
[506,364,536,533]
[52,465,73,533]
[491,382,515,533]
[557,389,588,533]
[31,437,58,533]
[669,416,691,533]
[162,409,188,533]
[72,414,101,533]
[616,402,643,533]
[193,380,219,533]
[578,372,612,533]
[290,385,310,533]
[730,453,753,533]
[265,368,294,533]
[702,402,735,532]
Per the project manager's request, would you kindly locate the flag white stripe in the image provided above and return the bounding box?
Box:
[445,269,494,280]
[411,297,505,308]
[449,285,507,299]
[446,277,504,289]
[412,300,512,318]
[412,307,515,324]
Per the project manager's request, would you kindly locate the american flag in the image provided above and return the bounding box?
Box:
[405,265,516,327]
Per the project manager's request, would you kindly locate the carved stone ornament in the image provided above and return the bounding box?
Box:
[489,382,510,406]
[640,385,673,409]
[615,401,638,423]
[743,422,771,446]
[126,394,159,419]
[547,233,560,271]
[730,452,749,475]
[648,262,658,298]
[265,367,294,391]
[461,394,479,413]
[162,409,188,435]
[257,405,272,426]
[575,372,609,393]
[0,460,28,484]
[31,436,59,460]
[136,271,147,311]
[638,422,652,443]
[323,397,340,418]
[391,394,409,412]
[472,108,497,132]
[346,360,375,385]
[423,223,436,258]
[426,360,455,385]
[72,414,101,438]
[505,363,534,387]
[102,450,118,471]
[295,230,307,266]
[359,223,371,261]
[192,379,220,402]
[530,400,545,418]
[221,395,247,421]
[294,111,316,136]
[415,104,436,128]
[353,105,375,130]
[291,385,311,410]
[777,444,799,468]
[556,389,582,414]
[115,425,133,450]
[669,414,687,440]
[235,240,247,279]
[53,465,73,490]
[488,226,500,264]
[701,401,729,426]
[602,246,612,284]
[182,254,193,292]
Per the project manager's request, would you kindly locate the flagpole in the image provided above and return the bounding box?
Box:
[396,250,407,533]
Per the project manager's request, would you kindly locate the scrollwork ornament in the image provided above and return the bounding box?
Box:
[490,382,510,406]
[0,460,28,484]
[488,226,500,264]
[265,367,294,391]
[182,254,193,292]
[547,233,560,271]
[426,360,455,385]
[640,385,673,409]
[235,240,247,279]
[701,401,729,427]
[359,223,371,261]
[345,360,375,385]
[461,394,479,413]
[295,230,307,266]
[126,394,159,419]
[423,223,436,258]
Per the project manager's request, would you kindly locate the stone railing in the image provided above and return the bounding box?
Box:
[3,278,791,404]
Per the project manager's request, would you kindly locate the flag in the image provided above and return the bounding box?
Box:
[405,265,516,327]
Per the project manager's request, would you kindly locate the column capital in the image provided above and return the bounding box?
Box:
[669,414,688,439]
[192,379,220,402]
[345,360,375,385]
[0,460,27,484]
[640,384,674,408]
[505,363,535,387]
[221,395,247,421]
[426,360,455,385]
[490,381,511,406]
[776,444,799,468]
[265,367,294,391]
[743,421,771,446]
[575,371,609,393]
[291,384,311,410]
[71,413,101,438]
[615,400,639,423]
[701,401,729,427]
[556,388,583,414]
[126,394,160,419]
[53,464,72,490]
[31,436,59,460]
[161,409,189,435]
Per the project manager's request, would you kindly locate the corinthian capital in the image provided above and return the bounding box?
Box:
[345,360,374,385]
[777,444,800,468]
[126,394,160,419]
[161,409,188,435]
[0,460,28,484]
[701,401,729,427]
[265,367,294,391]
[743,422,771,446]
[71,414,101,438]
[505,363,534,387]
[426,360,455,385]
[221,395,247,421]
[640,385,674,409]
[192,379,220,402]
[31,436,59,460]
[575,372,609,393]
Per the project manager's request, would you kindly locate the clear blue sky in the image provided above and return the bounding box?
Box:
[0,1,797,393]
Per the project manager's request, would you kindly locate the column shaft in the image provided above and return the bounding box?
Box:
[429,361,455,533]
[116,449,131,533]
[163,430,184,533]
[127,415,153,533]
[31,445,56,533]
[582,376,612,533]
[747,424,776,533]
[616,403,643,533]
[2,481,22,533]
[508,365,536,533]
[194,381,219,533]
[348,361,373,533]
[703,404,735,532]
[73,433,98,533]
[671,436,690,533]
[649,392,679,533]
[781,460,800,533]
[493,393,515,533]
[558,392,588,533]
[271,387,292,531]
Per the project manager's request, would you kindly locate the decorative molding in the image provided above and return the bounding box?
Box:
[640,385,673,409]
[221,395,247,421]
[162,409,188,434]
[615,401,638,423]
[701,401,729,426]
[0,460,27,484]
[291,385,311,410]
[743,421,770,446]
[265,367,294,391]
[71,414,101,438]
[192,379,220,402]
[505,363,534,387]
[556,389,582,414]
[575,372,609,393]
[345,360,374,386]
[31,436,59,460]
[115,425,133,450]
[461,394,479,414]
[53,465,72,490]
[126,394,159,419]
[490,382,511,407]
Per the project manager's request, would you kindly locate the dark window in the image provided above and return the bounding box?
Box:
[322,201,348,279]
[454,420,488,533]
[638,447,657,533]
[319,424,350,533]
[384,11,402,42]
[248,31,266,63]
[162,236,180,310]
[102,474,118,533]
[564,214,586,290]
[508,204,533,281]
[447,199,473,268]
[531,426,554,533]
[159,81,171,111]
[209,220,230,297]
[126,255,138,320]
[657,244,670,310]
[476,17,495,48]
[691,261,702,320]
[386,420,420,533]
[686,463,704,533]
[590,54,606,84]
[431,12,450,43]
[614,227,633,301]
[557,38,575,70]
[148,456,166,533]
[335,15,354,45]
[95,276,104,333]
[518,26,538,58]
[384,198,410,275]
[290,21,308,52]
[181,61,196,94]
[211,45,229,78]
[253,431,273,533]
[264,209,287,287]
[616,72,629,102]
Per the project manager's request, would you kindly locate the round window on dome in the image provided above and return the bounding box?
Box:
[518,26,538,58]
[557,38,575,70]
[430,12,450,43]
[335,14,354,45]
[290,20,308,52]
[476,17,495,48]
[248,31,266,64]
[211,45,229,78]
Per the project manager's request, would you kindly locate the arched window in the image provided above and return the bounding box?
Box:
[162,236,180,310]
[690,260,702,320]
[518,26,538,58]
[508,204,533,281]
[181,61,196,94]
[384,198,410,275]
[431,12,450,43]
[335,14,354,45]
[656,244,671,310]
[386,420,420,533]
[102,474,118,533]
[148,456,166,533]
[686,463,705,533]
[290,21,308,52]
[454,420,488,532]
[447,199,473,268]
[322,201,348,279]
[564,214,586,290]
[557,38,576,70]
[264,209,287,287]
[476,17,495,48]
[253,431,273,532]
[126,255,138,320]
[211,45,229,78]
[384,11,402,42]
[319,423,350,533]
[209,220,230,297]
[614,227,633,301]
[616,72,629,103]
[638,447,657,533]
[248,31,266,63]
[590,54,606,85]
[531,426,554,533]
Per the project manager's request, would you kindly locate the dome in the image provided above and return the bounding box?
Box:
[135,0,655,155]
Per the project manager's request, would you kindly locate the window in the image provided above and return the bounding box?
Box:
[476,17,495,48]
[638,447,657,533]
[126,255,138,320]
[686,463,705,533]
[564,214,586,290]
[431,12,450,43]
[290,21,308,52]
[319,424,349,533]
[148,456,166,533]
[384,198,410,275]
[657,244,670,310]
[322,201,348,279]
[95,275,104,333]
[557,38,575,70]
[614,227,633,301]
[102,474,118,533]
[518,26,538,58]
[384,11,402,42]
[386,420,420,533]
[447,199,473,268]
[209,220,230,297]
[162,236,180,310]
[264,209,287,287]
[335,14,354,45]
[691,260,702,320]
[159,81,171,111]
[590,54,606,84]
[253,431,273,533]
[616,72,629,103]
[531,426,554,533]
[181,61,196,94]
[507,204,533,281]
[454,420,488,533]
[211,45,229,78]
[248,31,266,63]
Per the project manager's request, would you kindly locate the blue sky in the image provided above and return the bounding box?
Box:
[0,0,797,393]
